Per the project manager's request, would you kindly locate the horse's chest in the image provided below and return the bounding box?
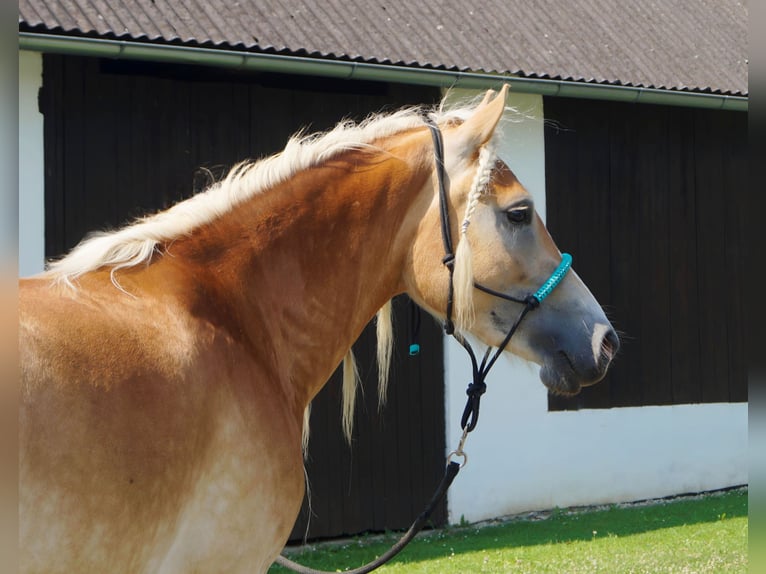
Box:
[148,394,306,572]
[155,441,304,572]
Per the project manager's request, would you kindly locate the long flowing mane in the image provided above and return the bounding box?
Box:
[44,94,498,445]
[45,104,475,285]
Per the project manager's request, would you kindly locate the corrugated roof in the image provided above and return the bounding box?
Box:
[19,0,748,96]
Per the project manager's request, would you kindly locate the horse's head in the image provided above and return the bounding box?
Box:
[404,85,618,396]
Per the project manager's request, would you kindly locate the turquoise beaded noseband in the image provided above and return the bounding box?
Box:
[533,252,573,303]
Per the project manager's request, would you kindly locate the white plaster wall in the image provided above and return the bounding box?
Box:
[441,87,748,524]
[18,50,45,277]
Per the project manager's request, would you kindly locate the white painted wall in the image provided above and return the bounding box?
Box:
[441,87,748,524]
[18,49,45,277]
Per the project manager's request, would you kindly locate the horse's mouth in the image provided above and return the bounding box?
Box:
[539,358,582,396]
[489,308,618,397]
[539,351,607,396]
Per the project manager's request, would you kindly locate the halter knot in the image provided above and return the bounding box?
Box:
[524,294,541,309]
[466,380,487,398]
[461,385,485,432]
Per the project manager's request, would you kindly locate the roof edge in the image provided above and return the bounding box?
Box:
[19,32,748,112]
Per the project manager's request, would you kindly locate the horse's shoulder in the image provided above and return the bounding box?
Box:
[19,275,207,393]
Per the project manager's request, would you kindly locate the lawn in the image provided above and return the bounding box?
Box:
[270,487,747,573]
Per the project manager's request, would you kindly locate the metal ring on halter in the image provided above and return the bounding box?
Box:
[446,449,468,468]
[446,427,470,468]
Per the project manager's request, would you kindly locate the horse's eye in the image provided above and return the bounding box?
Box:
[506,207,531,225]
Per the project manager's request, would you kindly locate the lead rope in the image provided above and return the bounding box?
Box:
[275,118,572,574]
[274,461,461,574]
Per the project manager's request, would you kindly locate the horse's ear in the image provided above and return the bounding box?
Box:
[478,89,495,107]
[454,84,508,152]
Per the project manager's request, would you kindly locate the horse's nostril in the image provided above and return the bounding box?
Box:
[602,328,620,361]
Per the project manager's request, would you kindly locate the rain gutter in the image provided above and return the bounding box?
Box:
[19,32,747,112]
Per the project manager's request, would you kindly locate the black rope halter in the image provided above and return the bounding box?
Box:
[276,116,573,574]
[424,117,572,436]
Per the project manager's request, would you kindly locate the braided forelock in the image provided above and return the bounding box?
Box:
[451,142,497,333]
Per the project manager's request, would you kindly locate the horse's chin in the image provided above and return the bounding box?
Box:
[539,363,583,396]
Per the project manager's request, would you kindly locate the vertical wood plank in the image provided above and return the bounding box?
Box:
[722,112,747,402]
[59,56,87,254]
[667,108,702,404]
[693,109,730,403]
[42,54,65,259]
[635,104,673,405]
[607,103,646,408]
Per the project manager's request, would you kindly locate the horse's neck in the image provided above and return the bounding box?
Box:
[163,145,431,407]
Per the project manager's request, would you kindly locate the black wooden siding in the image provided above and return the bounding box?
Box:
[543,98,747,410]
[40,55,446,540]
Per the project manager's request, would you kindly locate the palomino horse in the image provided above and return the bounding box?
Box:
[19,85,618,573]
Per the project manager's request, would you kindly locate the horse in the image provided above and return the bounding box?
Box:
[19,85,618,573]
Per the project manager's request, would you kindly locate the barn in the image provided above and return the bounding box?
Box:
[18,0,747,542]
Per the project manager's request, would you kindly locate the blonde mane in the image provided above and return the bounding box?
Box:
[45,94,504,447]
[45,108,428,287]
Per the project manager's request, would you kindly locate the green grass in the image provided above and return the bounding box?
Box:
[270,488,748,573]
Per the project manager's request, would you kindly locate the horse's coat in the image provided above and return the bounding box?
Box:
[19,87,618,573]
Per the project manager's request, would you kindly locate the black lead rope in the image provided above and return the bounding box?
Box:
[274,461,461,574]
[275,117,572,574]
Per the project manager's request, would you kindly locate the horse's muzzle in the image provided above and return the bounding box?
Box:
[539,323,619,396]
